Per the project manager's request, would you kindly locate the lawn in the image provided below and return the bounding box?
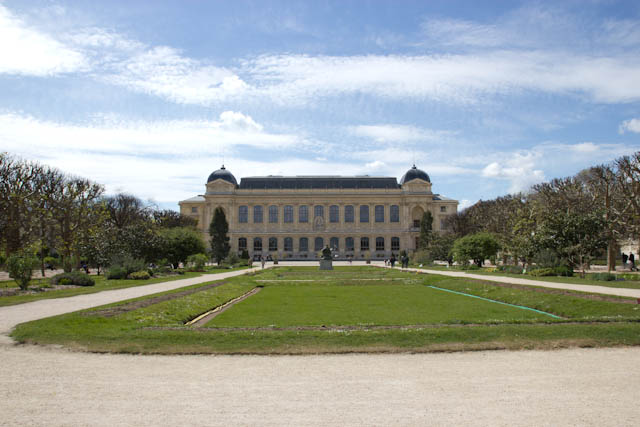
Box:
[11,266,640,354]
[0,266,247,307]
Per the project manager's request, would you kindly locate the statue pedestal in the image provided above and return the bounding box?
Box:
[319,259,333,270]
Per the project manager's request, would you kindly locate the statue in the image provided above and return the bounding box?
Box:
[322,245,332,260]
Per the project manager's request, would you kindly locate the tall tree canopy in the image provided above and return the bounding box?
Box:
[209,207,230,263]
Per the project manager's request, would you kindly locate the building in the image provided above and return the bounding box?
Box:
[179,165,458,260]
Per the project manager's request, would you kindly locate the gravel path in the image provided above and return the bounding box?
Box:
[1,262,640,425]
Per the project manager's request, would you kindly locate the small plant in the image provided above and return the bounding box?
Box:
[552,266,573,277]
[128,270,151,280]
[591,272,616,281]
[106,255,147,280]
[223,252,241,267]
[528,267,556,277]
[272,254,279,265]
[7,252,38,290]
[497,265,524,274]
[106,266,128,280]
[50,272,95,287]
[365,251,371,264]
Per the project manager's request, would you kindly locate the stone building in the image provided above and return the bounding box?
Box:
[179,165,458,260]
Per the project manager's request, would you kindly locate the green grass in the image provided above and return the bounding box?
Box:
[0,267,247,307]
[10,266,640,354]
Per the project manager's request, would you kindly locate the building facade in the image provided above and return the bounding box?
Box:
[179,165,458,260]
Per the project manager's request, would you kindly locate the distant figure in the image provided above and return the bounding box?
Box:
[622,252,628,270]
[261,256,265,269]
[630,253,636,271]
[402,255,409,269]
[80,261,89,274]
[390,254,396,268]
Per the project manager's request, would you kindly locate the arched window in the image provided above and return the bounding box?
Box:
[391,237,400,251]
[375,205,384,222]
[344,205,354,223]
[268,205,278,223]
[284,237,293,251]
[376,237,385,251]
[345,237,354,251]
[360,237,369,251]
[284,205,294,223]
[253,205,263,223]
[299,237,308,252]
[390,205,399,223]
[314,237,324,251]
[269,237,278,251]
[330,237,339,250]
[314,205,324,218]
[238,237,247,250]
[238,206,248,223]
[253,237,262,251]
[360,205,369,223]
[299,205,309,223]
[329,205,339,223]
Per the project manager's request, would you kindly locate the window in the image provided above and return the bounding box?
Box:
[253,237,262,251]
[440,206,447,212]
[360,205,369,223]
[269,237,278,251]
[375,205,384,223]
[314,205,324,218]
[191,207,198,213]
[299,237,308,252]
[299,205,308,223]
[284,205,294,223]
[413,219,420,228]
[238,238,247,250]
[269,205,278,223]
[376,237,385,251]
[314,237,324,251]
[345,237,354,251]
[391,237,400,251]
[360,237,369,251]
[415,237,420,249]
[253,205,263,223]
[329,205,339,223]
[284,237,293,251]
[330,237,339,250]
[344,205,354,223]
[390,205,399,223]
[238,206,248,223]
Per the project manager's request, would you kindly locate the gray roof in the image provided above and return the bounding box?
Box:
[180,196,205,203]
[239,176,400,190]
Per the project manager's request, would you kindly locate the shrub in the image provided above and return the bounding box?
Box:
[498,265,524,274]
[240,249,250,260]
[552,266,573,277]
[128,270,151,280]
[591,272,616,281]
[459,264,480,270]
[7,253,38,290]
[106,266,127,280]
[43,256,59,269]
[412,250,433,266]
[106,256,147,280]
[223,252,241,267]
[50,272,95,287]
[186,253,209,271]
[528,267,556,277]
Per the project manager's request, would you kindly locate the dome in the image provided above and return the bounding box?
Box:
[400,165,430,184]
[207,165,237,185]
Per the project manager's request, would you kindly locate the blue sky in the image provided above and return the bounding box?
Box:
[1,0,640,211]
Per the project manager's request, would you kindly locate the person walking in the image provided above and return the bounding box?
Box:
[622,252,628,270]
[630,253,636,271]
[390,254,396,268]
[261,256,265,269]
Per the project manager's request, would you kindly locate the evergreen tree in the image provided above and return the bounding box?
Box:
[419,211,433,249]
[209,207,230,263]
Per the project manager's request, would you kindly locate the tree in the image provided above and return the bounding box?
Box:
[419,211,433,249]
[452,232,501,267]
[104,193,151,229]
[7,252,38,290]
[615,152,640,254]
[209,207,230,263]
[153,209,198,229]
[427,233,456,265]
[160,227,206,268]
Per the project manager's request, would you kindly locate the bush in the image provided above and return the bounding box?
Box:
[498,265,524,274]
[128,270,151,280]
[223,252,241,267]
[591,272,616,281]
[106,256,147,280]
[50,272,95,287]
[186,253,209,271]
[43,256,59,269]
[412,250,433,266]
[240,249,250,260]
[553,265,573,277]
[459,264,480,270]
[106,266,127,280]
[528,267,556,277]
[7,253,38,290]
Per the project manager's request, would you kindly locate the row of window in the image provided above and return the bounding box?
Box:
[238,204,401,224]
[238,236,401,252]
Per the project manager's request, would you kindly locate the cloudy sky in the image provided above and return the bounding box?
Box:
[2,0,640,210]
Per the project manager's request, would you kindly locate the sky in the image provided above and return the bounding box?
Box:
[1,0,640,211]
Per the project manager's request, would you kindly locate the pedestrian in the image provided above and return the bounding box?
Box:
[622,252,628,270]
[630,253,636,271]
[261,256,265,269]
[390,254,396,268]
[403,255,409,269]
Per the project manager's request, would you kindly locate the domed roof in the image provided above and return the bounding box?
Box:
[207,165,237,185]
[400,165,430,184]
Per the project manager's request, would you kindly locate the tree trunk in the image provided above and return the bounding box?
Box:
[606,240,616,272]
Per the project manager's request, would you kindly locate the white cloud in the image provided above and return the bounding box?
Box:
[571,142,599,153]
[350,124,455,143]
[458,199,474,210]
[619,118,640,134]
[365,160,386,171]
[421,19,504,47]
[482,152,545,193]
[0,5,86,76]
